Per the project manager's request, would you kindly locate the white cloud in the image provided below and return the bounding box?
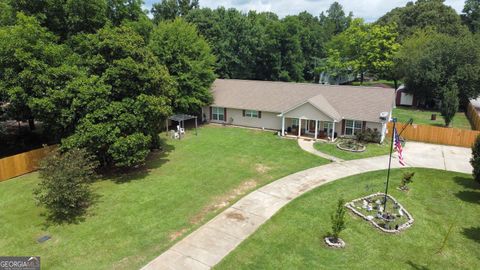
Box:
[143,0,465,21]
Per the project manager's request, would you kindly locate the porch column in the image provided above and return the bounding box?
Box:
[281,116,285,136]
[298,118,302,137]
[314,120,318,141]
[331,121,336,142]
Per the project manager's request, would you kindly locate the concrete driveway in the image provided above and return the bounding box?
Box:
[141,142,472,270]
[403,142,471,174]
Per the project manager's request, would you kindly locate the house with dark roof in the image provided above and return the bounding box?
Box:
[202,79,395,142]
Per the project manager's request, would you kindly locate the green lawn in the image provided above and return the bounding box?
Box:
[350,80,397,88]
[314,139,391,160]
[0,126,328,269]
[393,106,472,130]
[216,169,480,270]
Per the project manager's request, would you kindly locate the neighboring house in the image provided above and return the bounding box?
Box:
[203,79,395,143]
[395,85,416,106]
[318,71,356,85]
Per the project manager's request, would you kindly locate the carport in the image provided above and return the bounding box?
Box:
[167,114,198,138]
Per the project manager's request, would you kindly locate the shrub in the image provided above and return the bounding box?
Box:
[330,198,347,241]
[471,135,480,183]
[440,83,459,127]
[400,172,415,190]
[107,133,152,168]
[34,148,98,222]
[355,128,381,143]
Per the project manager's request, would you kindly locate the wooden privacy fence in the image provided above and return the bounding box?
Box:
[388,122,480,148]
[0,145,56,182]
[466,102,480,131]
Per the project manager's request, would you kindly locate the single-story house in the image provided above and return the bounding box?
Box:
[202,79,395,142]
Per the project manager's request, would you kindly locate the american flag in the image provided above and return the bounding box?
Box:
[394,127,406,166]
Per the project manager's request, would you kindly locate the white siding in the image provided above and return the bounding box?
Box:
[227,108,281,130]
[284,102,333,121]
[204,106,281,130]
[400,92,414,106]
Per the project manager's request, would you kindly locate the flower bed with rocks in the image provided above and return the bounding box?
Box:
[345,193,414,233]
[336,140,366,152]
[324,236,346,248]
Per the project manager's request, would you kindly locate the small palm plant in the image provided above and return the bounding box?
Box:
[330,198,347,242]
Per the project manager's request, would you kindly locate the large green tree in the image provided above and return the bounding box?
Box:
[325,19,400,84]
[149,18,215,113]
[247,11,283,81]
[186,7,257,79]
[9,0,114,37]
[277,16,305,82]
[397,30,480,105]
[462,0,480,33]
[65,0,108,34]
[0,13,73,130]
[106,0,144,26]
[0,0,15,26]
[57,25,176,168]
[319,1,352,37]
[9,0,69,38]
[187,7,332,82]
[377,0,467,40]
[151,0,199,23]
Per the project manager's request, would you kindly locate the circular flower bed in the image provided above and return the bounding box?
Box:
[337,140,366,152]
[324,237,346,248]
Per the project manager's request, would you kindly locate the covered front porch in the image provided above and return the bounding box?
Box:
[278,96,342,142]
[281,118,338,142]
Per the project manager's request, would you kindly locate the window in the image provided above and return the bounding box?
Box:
[345,120,363,135]
[245,110,259,118]
[212,107,225,121]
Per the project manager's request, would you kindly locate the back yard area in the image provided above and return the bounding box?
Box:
[393,106,472,130]
[0,126,327,269]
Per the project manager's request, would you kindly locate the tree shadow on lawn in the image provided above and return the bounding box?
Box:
[454,176,480,204]
[454,176,480,190]
[455,190,480,204]
[40,191,102,229]
[405,260,430,270]
[105,143,175,184]
[462,227,480,244]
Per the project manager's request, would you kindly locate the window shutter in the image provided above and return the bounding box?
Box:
[362,121,367,131]
[209,107,212,120]
[341,120,346,135]
[242,110,245,117]
[258,111,262,118]
[224,108,227,121]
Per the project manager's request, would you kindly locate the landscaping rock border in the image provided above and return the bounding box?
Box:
[345,192,414,233]
[324,237,345,248]
[336,141,366,152]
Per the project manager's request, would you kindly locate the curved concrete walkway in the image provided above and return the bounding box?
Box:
[297,139,344,162]
[142,143,471,270]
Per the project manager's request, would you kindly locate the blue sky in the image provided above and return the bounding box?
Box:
[143,0,465,22]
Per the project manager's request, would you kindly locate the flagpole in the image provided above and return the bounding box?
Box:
[383,118,397,211]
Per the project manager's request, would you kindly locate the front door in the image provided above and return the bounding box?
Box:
[325,122,334,138]
[308,120,316,133]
